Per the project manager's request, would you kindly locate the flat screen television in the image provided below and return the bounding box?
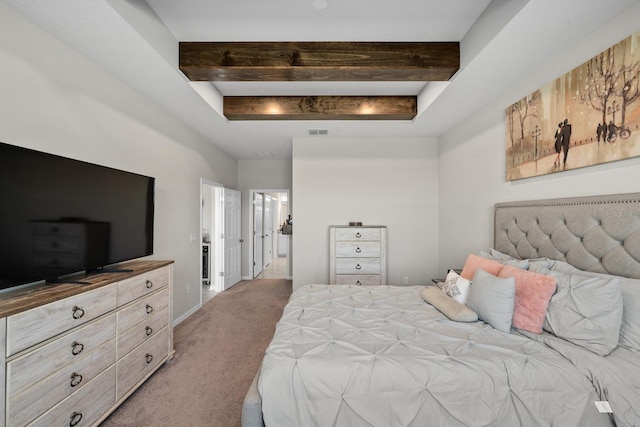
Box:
[0,141,155,290]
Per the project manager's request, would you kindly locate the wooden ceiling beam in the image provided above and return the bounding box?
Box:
[180,42,459,82]
[223,96,417,120]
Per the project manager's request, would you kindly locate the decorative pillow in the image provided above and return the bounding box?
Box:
[498,265,556,334]
[441,269,471,304]
[532,260,640,352]
[421,287,478,322]
[478,248,529,270]
[460,254,505,280]
[537,268,623,356]
[466,268,515,333]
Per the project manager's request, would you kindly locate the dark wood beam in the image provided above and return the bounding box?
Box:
[223,96,417,120]
[180,42,459,82]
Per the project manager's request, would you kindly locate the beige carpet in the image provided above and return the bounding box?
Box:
[101,278,292,426]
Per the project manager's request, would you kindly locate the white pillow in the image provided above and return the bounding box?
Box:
[442,269,471,304]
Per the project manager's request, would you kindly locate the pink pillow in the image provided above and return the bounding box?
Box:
[460,254,504,280]
[498,265,557,334]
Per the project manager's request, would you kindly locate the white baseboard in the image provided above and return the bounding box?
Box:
[173,303,200,327]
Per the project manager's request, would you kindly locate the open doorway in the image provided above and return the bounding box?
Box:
[201,180,242,305]
[250,189,291,279]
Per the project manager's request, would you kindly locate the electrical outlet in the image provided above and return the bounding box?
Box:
[403,276,409,285]
[186,284,191,294]
[190,233,197,242]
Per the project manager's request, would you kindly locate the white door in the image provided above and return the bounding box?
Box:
[223,188,241,289]
[253,193,264,277]
[263,194,273,268]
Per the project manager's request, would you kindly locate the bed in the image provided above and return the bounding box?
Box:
[242,192,640,427]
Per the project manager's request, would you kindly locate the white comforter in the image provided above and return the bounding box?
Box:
[258,285,613,427]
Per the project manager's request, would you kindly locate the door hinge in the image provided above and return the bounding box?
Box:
[219,271,224,277]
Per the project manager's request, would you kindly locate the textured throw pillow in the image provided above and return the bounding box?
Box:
[421,287,478,322]
[498,265,556,334]
[442,269,471,304]
[538,269,623,356]
[532,260,640,352]
[460,254,505,280]
[466,268,516,333]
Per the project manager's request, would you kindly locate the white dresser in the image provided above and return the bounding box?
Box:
[0,260,173,427]
[329,226,387,285]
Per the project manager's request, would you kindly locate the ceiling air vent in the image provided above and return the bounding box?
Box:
[308,129,329,135]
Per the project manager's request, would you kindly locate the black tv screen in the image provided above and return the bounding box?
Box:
[0,141,154,290]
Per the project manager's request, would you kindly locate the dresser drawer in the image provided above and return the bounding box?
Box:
[7,338,115,426]
[116,326,169,400]
[117,266,170,307]
[335,258,381,275]
[27,365,116,427]
[335,275,382,286]
[335,228,381,241]
[7,314,115,397]
[6,284,117,356]
[117,303,169,359]
[335,241,381,258]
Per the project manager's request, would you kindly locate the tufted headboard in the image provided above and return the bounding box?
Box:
[494,193,640,279]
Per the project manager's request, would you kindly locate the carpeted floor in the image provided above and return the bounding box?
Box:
[101,278,292,426]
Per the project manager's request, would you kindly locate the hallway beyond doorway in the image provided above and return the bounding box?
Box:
[256,256,288,279]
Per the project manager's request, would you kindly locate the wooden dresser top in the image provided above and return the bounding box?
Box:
[0,260,173,318]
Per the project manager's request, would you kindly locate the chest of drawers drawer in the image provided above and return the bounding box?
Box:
[117,266,170,306]
[335,228,381,241]
[335,241,381,258]
[335,258,381,275]
[6,284,117,356]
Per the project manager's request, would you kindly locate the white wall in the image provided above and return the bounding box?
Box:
[0,3,238,324]
[237,159,293,278]
[438,2,640,273]
[292,137,439,290]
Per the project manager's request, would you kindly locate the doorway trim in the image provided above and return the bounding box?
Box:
[200,179,224,307]
[249,188,291,280]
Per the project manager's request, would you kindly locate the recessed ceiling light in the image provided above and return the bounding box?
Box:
[311,0,328,10]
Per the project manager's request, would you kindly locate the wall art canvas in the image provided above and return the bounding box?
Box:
[505,31,640,181]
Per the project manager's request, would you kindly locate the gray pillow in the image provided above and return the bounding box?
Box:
[421,287,478,322]
[530,266,623,356]
[478,248,529,270]
[532,260,639,352]
[466,268,515,333]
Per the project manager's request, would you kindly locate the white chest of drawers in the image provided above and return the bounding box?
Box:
[0,260,174,427]
[329,226,387,285]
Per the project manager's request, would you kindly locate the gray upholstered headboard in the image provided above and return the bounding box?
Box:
[494,193,640,279]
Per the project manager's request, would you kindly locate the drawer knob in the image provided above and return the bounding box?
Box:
[355,247,362,253]
[146,304,154,314]
[70,372,83,387]
[145,353,154,364]
[71,341,84,356]
[146,326,153,336]
[51,241,59,248]
[69,411,83,427]
[355,264,361,270]
[355,232,362,238]
[146,279,153,289]
[72,306,85,320]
